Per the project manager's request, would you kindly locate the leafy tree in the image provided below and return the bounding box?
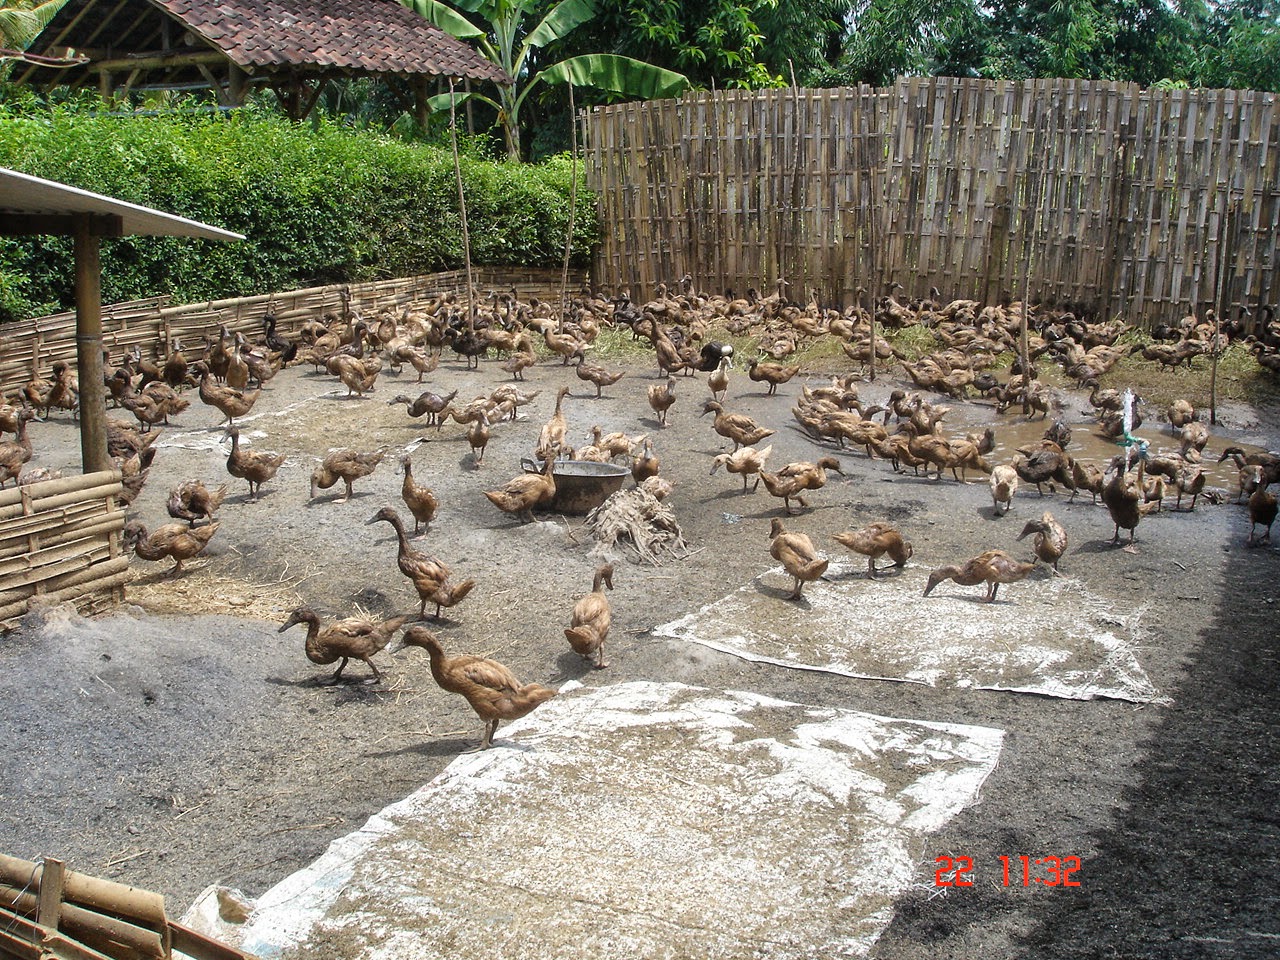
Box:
[809,0,987,87]
[1191,0,1280,90]
[755,0,850,82]
[400,0,689,159]
[0,0,69,50]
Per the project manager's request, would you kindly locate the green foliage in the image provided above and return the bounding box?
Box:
[1191,0,1280,91]
[0,105,596,322]
[401,0,689,160]
[592,0,786,88]
[0,0,69,50]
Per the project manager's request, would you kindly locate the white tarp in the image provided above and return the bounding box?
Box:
[191,681,1003,960]
[655,565,1161,702]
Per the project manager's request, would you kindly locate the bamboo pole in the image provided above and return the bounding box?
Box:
[867,125,879,383]
[0,855,167,932]
[0,885,164,958]
[0,500,109,541]
[0,540,114,585]
[0,910,117,960]
[1210,203,1234,425]
[0,481,123,522]
[74,216,111,474]
[559,82,579,330]
[0,470,120,508]
[168,921,259,960]
[448,77,476,333]
[0,567,133,621]
[0,513,126,561]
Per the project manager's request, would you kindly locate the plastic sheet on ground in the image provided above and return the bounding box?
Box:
[655,564,1162,702]
[187,681,1003,960]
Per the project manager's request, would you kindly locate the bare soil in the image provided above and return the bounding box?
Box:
[1,349,1277,959]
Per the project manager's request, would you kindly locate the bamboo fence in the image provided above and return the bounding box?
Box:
[0,853,250,960]
[0,266,582,397]
[0,471,126,622]
[584,78,1280,327]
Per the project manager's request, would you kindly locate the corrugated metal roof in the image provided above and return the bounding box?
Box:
[0,167,245,240]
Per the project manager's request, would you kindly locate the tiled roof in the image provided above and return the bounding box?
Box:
[155,0,507,81]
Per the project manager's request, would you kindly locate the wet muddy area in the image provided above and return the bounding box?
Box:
[1,352,1277,958]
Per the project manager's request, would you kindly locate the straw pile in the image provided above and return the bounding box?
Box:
[584,483,687,564]
[125,560,302,621]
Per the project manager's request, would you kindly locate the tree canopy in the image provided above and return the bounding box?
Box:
[551,0,1280,92]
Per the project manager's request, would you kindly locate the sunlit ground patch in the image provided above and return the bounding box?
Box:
[191,681,1003,960]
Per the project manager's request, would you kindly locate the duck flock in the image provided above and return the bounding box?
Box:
[2,277,1278,748]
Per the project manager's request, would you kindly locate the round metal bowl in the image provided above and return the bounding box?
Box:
[521,458,630,514]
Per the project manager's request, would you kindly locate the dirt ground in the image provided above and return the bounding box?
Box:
[1,345,1277,959]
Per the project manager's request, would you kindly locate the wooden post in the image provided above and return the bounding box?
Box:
[1210,204,1234,426]
[74,216,111,474]
[448,77,476,333]
[35,857,65,930]
[867,133,880,383]
[559,82,579,330]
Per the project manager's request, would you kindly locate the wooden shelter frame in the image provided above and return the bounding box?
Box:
[0,166,243,472]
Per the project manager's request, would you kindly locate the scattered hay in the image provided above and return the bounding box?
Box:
[584,483,687,564]
[124,560,304,621]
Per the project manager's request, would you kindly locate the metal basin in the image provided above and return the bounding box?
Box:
[521,458,630,514]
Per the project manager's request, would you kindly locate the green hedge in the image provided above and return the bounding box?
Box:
[0,105,597,322]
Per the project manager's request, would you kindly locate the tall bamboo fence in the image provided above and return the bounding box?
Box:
[584,78,1280,327]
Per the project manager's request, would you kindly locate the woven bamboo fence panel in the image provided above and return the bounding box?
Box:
[584,77,1280,326]
[0,470,126,622]
[0,266,582,396]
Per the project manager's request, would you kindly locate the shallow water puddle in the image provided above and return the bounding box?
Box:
[189,681,1002,960]
[656,563,1162,702]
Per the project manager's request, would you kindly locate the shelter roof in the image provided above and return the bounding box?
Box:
[18,0,506,89]
[0,166,245,240]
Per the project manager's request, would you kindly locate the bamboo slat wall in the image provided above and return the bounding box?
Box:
[0,470,126,622]
[0,852,252,960]
[0,266,583,396]
[584,78,1280,326]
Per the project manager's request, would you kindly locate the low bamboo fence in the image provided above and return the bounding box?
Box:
[0,853,250,960]
[0,266,584,397]
[0,471,127,622]
[584,78,1280,327]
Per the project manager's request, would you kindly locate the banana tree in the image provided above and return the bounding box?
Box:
[401,0,689,160]
[0,0,70,50]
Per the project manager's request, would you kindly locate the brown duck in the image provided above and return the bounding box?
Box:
[702,400,775,450]
[226,427,286,501]
[123,520,219,577]
[367,506,475,619]
[1017,511,1068,571]
[400,455,439,534]
[565,563,615,669]
[398,626,557,750]
[310,447,388,502]
[758,456,843,515]
[483,456,556,523]
[278,606,410,684]
[166,480,227,526]
[923,549,1035,602]
[747,357,801,396]
[769,518,829,600]
[832,522,912,578]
